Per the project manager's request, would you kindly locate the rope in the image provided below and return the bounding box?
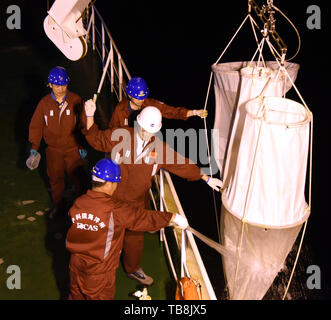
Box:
[202,71,221,243]
[201,14,271,293]
[249,37,266,67]
[201,14,252,244]
[282,219,308,300]
[202,114,221,243]
[253,60,313,300]
[249,14,266,66]
[215,14,251,65]
[187,226,230,257]
[232,220,247,300]
[280,105,313,299]
[231,98,266,298]
[272,5,301,62]
[277,73,313,298]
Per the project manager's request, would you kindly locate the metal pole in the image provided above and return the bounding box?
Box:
[92,7,95,50]
[93,49,113,102]
[102,24,105,62]
[118,55,123,101]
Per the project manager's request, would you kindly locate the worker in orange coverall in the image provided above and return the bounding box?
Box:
[83,100,223,286]
[108,77,208,129]
[108,76,208,211]
[28,66,88,218]
[66,157,188,300]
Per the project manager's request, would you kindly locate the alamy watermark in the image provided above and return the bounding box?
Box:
[306,264,321,290]
[1,263,323,292]
[2,4,322,31]
[4,5,21,30]
[6,265,21,290]
[107,127,220,176]
[306,5,321,30]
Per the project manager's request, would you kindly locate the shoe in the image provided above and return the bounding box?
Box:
[127,268,154,286]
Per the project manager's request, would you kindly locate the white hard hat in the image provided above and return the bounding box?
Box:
[137,106,162,133]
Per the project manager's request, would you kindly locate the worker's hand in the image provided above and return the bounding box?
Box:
[30,149,38,157]
[193,109,208,118]
[26,150,40,170]
[85,99,96,117]
[172,214,189,230]
[206,177,223,192]
[79,149,87,159]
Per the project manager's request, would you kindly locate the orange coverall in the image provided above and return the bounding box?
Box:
[29,91,88,209]
[66,189,173,300]
[108,98,190,128]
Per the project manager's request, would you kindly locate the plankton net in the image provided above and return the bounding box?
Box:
[201,1,313,300]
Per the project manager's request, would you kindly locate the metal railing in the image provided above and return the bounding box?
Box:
[85,5,216,300]
[85,5,131,101]
[158,170,217,300]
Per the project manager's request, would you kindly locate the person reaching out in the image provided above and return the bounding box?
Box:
[108,77,208,128]
[66,158,188,300]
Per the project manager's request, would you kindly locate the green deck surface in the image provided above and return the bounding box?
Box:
[0,40,175,300]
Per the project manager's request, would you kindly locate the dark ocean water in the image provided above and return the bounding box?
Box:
[1,0,329,299]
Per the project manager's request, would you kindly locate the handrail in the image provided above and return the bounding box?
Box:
[85,5,131,101]
[162,170,217,300]
[85,4,216,300]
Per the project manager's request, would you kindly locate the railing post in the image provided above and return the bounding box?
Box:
[88,5,131,98]
[92,6,95,50]
[102,24,105,62]
[110,41,114,93]
[159,170,165,242]
[118,55,123,101]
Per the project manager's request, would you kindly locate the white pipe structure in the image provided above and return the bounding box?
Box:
[93,47,113,103]
[86,5,131,101]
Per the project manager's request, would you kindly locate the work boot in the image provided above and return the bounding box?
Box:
[127,268,154,286]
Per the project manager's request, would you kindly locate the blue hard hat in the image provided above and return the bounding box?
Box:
[48,66,70,86]
[91,158,121,182]
[126,77,149,100]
